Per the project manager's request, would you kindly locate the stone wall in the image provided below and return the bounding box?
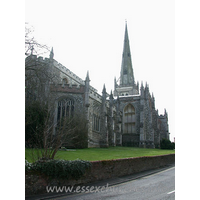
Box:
[26,154,175,196]
[89,154,174,180]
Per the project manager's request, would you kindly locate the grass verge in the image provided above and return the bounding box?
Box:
[25,147,175,163]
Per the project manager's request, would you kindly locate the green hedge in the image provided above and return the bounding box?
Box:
[25,159,91,180]
[160,139,175,150]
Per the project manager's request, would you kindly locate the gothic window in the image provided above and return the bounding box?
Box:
[62,78,68,87]
[123,104,136,134]
[92,101,101,132]
[57,98,74,123]
[93,114,100,132]
[63,78,68,84]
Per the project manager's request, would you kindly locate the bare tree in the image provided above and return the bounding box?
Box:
[25,23,49,57]
[26,102,87,161]
[25,23,88,161]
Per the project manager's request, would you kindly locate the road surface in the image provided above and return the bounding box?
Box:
[53,166,175,200]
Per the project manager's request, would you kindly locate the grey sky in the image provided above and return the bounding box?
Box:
[25,0,175,141]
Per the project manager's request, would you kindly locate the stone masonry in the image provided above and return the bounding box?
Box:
[25,22,170,148]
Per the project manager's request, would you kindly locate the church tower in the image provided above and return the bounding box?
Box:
[114,22,139,96]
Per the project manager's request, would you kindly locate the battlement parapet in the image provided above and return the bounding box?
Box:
[25,54,49,63]
[50,83,85,93]
[53,59,86,86]
[88,90,111,107]
[89,85,97,93]
[158,115,167,120]
[26,54,99,94]
[89,89,102,103]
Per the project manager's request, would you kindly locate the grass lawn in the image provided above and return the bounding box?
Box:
[25,147,175,163]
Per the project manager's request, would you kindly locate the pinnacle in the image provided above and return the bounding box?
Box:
[50,47,54,59]
[85,71,90,81]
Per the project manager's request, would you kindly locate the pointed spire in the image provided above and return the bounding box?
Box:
[102,84,106,94]
[141,81,144,88]
[114,77,117,88]
[140,81,144,98]
[123,19,129,42]
[137,81,139,90]
[145,82,148,88]
[109,90,113,100]
[50,47,54,60]
[85,71,90,107]
[164,109,168,117]
[85,71,90,82]
[109,90,114,107]
[101,84,107,114]
[144,82,149,99]
[120,22,135,86]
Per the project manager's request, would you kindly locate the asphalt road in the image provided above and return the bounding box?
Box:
[53,166,175,200]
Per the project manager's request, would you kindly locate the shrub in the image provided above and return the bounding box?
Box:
[27,159,91,180]
[25,101,48,148]
[160,139,175,150]
[171,142,175,150]
[25,159,32,171]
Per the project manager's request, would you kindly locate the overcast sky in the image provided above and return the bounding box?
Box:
[25,0,175,141]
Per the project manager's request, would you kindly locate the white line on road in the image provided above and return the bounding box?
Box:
[167,190,175,194]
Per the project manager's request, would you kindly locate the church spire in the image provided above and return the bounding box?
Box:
[120,21,135,86]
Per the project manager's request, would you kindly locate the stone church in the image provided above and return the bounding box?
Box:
[25,23,169,148]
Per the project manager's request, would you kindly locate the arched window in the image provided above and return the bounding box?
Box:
[123,104,136,134]
[63,78,68,84]
[57,98,74,122]
[93,114,100,132]
[92,102,101,132]
[62,78,68,87]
